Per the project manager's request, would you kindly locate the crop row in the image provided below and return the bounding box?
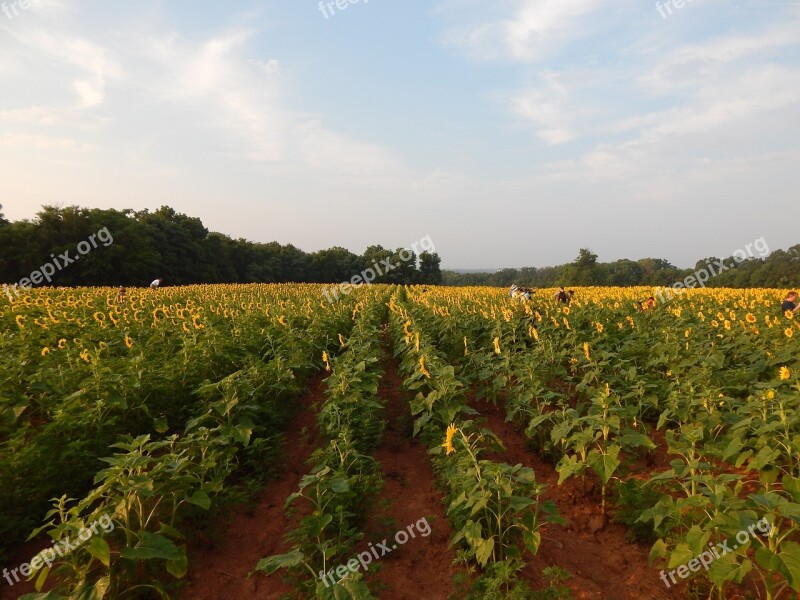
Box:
[401,286,800,599]
[2,285,356,598]
[256,291,390,600]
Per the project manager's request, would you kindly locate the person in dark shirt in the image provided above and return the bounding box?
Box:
[555,287,569,304]
[782,291,800,314]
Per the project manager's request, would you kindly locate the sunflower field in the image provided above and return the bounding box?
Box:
[2,284,800,599]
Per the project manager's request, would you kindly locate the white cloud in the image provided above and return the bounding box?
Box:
[4,29,122,108]
[639,23,800,94]
[0,132,94,151]
[0,106,108,127]
[512,72,576,144]
[439,0,602,63]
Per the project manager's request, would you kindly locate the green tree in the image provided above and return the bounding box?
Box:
[419,251,442,284]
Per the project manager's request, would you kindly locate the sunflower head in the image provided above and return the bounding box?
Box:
[442,424,458,455]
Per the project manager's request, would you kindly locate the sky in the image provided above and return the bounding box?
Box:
[1,0,799,270]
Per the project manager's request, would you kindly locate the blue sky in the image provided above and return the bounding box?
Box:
[1,0,798,269]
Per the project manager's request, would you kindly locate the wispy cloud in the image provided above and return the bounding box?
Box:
[438,0,602,63]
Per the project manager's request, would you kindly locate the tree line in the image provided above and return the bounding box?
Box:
[0,205,443,287]
[3,205,797,290]
[443,247,800,289]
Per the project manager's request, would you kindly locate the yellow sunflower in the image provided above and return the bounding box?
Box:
[442,424,458,455]
[419,356,431,378]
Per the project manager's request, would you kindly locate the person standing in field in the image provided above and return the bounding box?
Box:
[115,286,127,305]
[639,296,656,311]
[781,291,800,314]
[555,287,569,305]
[150,278,163,290]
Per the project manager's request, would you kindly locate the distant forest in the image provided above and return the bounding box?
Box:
[443,247,800,289]
[1,205,798,289]
[0,205,443,287]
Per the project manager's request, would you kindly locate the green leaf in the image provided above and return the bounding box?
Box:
[587,446,621,485]
[330,478,350,494]
[556,455,584,485]
[649,538,668,563]
[255,548,305,575]
[119,531,183,561]
[685,525,710,556]
[85,536,111,567]
[475,537,495,567]
[755,547,782,572]
[166,546,189,579]
[523,530,541,555]
[667,543,694,569]
[187,490,212,511]
[707,554,751,587]
[778,541,800,591]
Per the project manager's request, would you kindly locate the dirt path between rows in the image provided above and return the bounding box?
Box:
[181,372,327,600]
[473,398,682,600]
[358,345,465,599]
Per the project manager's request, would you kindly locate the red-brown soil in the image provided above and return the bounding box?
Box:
[182,343,466,600]
[358,350,465,599]
[472,398,684,600]
[180,372,328,600]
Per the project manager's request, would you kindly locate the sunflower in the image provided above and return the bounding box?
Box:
[583,341,591,361]
[58,338,67,349]
[124,335,133,348]
[786,328,794,338]
[442,424,458,456]
[746,313,757,323]
[15,315,25,329]
[780,366,791,381]
[79,349,91,363]
[41,347,50,357]
[493,337,501,355]
[322,351,331,371]
[419,356,431,378]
